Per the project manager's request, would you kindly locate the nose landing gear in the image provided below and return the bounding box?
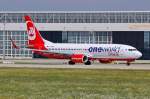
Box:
[126,59,135,66]
[126,62,131,66]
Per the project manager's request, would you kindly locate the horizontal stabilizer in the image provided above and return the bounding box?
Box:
[10,38,20,49]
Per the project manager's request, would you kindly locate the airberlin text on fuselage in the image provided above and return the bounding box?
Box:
[88,46,121,53]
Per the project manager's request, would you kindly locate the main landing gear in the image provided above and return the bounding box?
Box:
[84,60,91,65]
[68,60,92,65]
[68,61,75,65]
[126,62,131,66]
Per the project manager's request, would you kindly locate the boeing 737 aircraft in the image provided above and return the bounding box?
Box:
[11,16,142,65]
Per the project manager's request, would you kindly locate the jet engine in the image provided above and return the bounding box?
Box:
[71,54,88,63]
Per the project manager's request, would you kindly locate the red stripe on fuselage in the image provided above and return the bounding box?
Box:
[34,51,70,59]
[34,51,135,62]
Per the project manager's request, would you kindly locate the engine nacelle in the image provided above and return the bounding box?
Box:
[71,54,88,63]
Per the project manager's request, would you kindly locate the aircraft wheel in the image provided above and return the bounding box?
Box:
[126,62,131,66]
[68,61,75,65]
[84,60,91,65]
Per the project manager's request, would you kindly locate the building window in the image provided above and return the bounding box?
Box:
[0,31,32,58]
[144,31,150,49]
[63,31,112,44]
[0,12,150,23]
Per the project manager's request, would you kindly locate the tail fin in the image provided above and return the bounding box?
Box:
[24,16,45,49]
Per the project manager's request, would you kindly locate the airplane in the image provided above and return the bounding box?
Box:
[11,15,142,65]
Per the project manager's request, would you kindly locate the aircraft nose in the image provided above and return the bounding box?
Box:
[137,51,142,58]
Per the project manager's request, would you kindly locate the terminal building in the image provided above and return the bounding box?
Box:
[0,11,150,59]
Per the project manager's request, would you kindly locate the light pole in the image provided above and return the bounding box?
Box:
[3,13,6,60]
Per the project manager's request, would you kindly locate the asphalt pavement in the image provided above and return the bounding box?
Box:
[0,59,149,70]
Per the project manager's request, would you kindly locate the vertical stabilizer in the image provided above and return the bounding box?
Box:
[24,16,46,49]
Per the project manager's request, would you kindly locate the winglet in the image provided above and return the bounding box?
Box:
[10,38,20,49]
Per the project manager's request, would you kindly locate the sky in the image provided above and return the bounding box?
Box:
[0,0,150,11]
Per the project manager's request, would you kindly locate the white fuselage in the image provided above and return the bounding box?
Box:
[44,42,142,60]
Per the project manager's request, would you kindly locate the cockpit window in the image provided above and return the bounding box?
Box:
[128,49,137,51]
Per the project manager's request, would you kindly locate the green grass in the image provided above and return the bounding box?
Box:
[0,68,150,99]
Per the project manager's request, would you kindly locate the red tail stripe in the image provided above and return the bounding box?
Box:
[24,15,46,50]
[24,16,32,22]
